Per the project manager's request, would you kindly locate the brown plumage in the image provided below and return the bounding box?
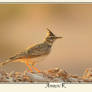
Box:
[0,28,63,72]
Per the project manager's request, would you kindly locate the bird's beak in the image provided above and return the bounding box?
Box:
[56,36,63,39]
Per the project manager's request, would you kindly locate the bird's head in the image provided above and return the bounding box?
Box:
[45,28,63,44]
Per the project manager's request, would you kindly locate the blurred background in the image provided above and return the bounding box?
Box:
[0,4,91,75]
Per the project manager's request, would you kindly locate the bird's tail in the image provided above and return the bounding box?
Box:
[0,59,12,67]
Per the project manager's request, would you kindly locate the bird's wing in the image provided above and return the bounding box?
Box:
[9,43,51,60]
[26,43,50,57]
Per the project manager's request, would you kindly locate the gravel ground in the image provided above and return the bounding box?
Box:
[0,67,92,83]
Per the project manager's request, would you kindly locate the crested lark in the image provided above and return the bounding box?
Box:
[0,28,63,72]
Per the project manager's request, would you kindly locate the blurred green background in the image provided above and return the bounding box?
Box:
[0,4,91,75]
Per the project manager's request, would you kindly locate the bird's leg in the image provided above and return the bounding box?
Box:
[25,59,33,72]
[32,65,40,73]
[31,62,40,73]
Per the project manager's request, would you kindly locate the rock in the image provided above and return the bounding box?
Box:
[83,68,92,79]
[82,68,92,82]
[25,72,50,82]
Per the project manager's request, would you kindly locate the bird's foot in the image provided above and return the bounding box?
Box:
[25,69,34,73]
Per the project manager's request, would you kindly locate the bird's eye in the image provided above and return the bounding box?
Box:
[51,36,55,39]
[50,36,53,38]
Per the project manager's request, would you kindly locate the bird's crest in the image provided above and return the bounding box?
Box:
[46,28,56,37]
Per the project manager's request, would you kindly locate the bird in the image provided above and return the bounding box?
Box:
[0,28,63,72]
